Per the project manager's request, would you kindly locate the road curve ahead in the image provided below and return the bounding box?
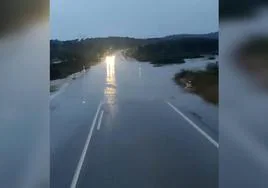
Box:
[50,53,218,188]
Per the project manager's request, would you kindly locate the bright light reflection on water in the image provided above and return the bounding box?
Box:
[105,55,116,105]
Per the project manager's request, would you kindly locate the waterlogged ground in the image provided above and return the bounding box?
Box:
[50,53,218,188]
[51,53,218,132]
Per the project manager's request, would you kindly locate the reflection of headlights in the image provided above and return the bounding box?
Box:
[105,55,115,64]
[105,55,116,105]
[105,89,116,95]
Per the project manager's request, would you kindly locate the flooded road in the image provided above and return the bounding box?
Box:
[50,53,218,188]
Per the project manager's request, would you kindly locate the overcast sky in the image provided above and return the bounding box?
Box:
[51,0,218,40]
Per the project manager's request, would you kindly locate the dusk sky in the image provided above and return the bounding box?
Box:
[51,0,218,40]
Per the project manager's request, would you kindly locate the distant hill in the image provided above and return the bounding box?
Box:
[50,37,156,80]
[162,32,218,41]
[50,32,218,80]
[125,32,218,64]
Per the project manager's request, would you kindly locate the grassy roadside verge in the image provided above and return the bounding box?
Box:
[174,63,218,105]
[50,85,58,93]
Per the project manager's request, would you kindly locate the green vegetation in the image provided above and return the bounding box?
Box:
[50,32,218,80]
[125,36,218,65]
[50,37,158,80]
[50,85,58,93]
[174,63,218,105]
[208,56,215,60]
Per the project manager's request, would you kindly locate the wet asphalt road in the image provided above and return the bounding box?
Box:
[50,54,218,188]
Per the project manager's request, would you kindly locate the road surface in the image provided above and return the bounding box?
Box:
[50,54,218,188]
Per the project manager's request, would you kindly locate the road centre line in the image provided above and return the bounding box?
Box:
[70,101,103,188]
[97,110,104,131]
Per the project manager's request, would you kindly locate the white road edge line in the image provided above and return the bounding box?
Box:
[166,101,219,148]
[70,101,103,188]
[50,83,70,100]
[97,110,104,131]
